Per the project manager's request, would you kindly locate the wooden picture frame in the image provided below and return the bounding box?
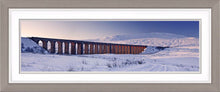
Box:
[0,0,219,92]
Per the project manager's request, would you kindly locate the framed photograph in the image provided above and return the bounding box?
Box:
[10,9,211,83]
[20,19,202,73]
[1,0,220,92]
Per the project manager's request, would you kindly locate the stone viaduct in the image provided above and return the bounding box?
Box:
[29,37,147,55]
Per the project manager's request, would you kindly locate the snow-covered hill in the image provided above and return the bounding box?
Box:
[21,37,48,53]
[88,33,199,47]
[115,37,199,47]
[90,32,186,42]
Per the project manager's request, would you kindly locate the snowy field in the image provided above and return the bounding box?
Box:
[21,33,199,72]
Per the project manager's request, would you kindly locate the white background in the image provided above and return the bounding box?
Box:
[9,9,211,83]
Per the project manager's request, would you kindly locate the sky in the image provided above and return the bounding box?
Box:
[20,20,199,40]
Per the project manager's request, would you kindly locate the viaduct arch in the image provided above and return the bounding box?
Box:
[29,37,147,55]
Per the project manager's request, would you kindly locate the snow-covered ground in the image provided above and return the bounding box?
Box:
[21,33,199,72]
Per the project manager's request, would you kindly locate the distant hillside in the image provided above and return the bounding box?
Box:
[88,32,199,47]
[90,32,186,42]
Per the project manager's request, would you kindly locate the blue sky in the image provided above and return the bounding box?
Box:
[21,20,199,40]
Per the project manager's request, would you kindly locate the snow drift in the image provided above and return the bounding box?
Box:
[89,32,186,42]
[142,46,168,54]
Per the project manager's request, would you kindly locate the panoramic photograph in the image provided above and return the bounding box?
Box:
[20,20,200,72]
